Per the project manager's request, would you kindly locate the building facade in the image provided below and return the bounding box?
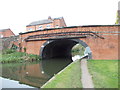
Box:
[0,28,15,38]
[26,16,67,32]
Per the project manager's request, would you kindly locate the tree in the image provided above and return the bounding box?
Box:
[115,10,120,24]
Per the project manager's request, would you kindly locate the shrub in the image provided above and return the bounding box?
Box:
[0,51,41,63]
[23,47,26,52]
[11,44,18,50]
[3,49,16,54]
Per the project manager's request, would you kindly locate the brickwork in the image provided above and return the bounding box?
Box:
[1,36,18,50]
[19,25,119,60]
[0,28,15,38]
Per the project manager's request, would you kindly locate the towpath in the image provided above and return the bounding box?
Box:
[80,59,94,88]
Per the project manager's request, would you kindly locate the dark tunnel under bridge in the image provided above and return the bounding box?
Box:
[40,39,90,60]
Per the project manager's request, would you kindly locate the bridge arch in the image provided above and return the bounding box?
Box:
[40,39,92,60]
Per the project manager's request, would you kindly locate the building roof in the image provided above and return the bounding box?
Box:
[53,17,63,20]
[26,17,63,26]
[0,28,10,32]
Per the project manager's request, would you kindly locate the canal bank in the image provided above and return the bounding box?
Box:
[41,59,118,88]
[0,49,41,63]
[41,59,82,88]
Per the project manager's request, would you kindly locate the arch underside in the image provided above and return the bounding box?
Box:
[40,39,89,60]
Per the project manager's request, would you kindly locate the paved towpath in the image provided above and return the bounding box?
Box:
[81,59,94,88]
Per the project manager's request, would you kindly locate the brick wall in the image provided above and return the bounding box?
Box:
[19,25,119,60]
[1,36,19,50]
[0,29,15,38]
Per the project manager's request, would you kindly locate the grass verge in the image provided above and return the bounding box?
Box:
[88,60,118,88]
[42,59,82,88]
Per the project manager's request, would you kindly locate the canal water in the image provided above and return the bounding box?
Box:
[0,58,72,89]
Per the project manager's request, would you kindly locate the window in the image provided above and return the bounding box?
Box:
[46,25,51,28]
[28,28,32,31]
[39,26,43,29]
[55,25,59,28]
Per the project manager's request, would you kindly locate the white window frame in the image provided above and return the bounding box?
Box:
[28,28,33,31]
[46,25,51,28]
[39,26,43,30]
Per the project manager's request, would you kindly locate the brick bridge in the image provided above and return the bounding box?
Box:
[19,25,120,60]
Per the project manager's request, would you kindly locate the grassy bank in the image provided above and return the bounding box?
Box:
[42,59,118,88]
[88,60,118,88]
[0,49,41,63]
[42,59,82,88]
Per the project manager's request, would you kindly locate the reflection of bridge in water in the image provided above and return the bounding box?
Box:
[1,62,49,88]
[1,57,73,88]
[19,25,119,60]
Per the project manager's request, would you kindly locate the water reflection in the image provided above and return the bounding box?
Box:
[1,62,49,88]
[1,58,72,88]
[41,58,72,76]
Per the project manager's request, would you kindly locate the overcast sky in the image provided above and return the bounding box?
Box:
[0,0,119,35]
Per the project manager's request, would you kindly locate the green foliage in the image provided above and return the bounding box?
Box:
[0,49,41,63]
[71,44,85,56]
[11,44,18,50]
[115,11,120,24]
[23,47,26,52]
[27,54,41,61]
[3,49,16,54]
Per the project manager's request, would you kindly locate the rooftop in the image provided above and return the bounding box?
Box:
[26,17,63,26]
[0,28,10,32]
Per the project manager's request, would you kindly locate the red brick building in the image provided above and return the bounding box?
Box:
[26,16,66,32]
[0,28,15,38]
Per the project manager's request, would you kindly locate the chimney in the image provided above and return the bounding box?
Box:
[48,16,52,20]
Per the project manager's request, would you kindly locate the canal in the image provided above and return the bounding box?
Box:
[0,58,72,89]
[1,43,89,89]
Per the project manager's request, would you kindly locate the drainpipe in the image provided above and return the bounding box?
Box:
[35,25,36,31]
